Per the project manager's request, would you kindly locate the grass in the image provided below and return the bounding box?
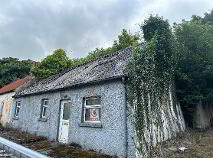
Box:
[0,126,117,158]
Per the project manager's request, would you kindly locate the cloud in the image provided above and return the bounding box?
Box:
[0,0,212,60]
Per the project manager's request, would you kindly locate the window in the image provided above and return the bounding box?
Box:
[14,101,21,118]
[40,99,48,119]
[0,102,4,117]
[63,102,70,120]
[83,97,101,122]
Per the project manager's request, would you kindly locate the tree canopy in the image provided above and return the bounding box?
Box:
[0,58,32,88]
[174,15,213,125]
[31,49,71,78]
[31,29,139,78]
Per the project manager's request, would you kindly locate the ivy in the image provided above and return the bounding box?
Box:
[126,16,177,157]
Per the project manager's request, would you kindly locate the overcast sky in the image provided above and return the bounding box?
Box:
[0,0,213,61]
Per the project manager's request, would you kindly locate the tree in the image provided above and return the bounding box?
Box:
[174,19,213,126]
[0,58,32,87]
[31,49,70,78]
[112,29,140,50]
[203,9,213,25]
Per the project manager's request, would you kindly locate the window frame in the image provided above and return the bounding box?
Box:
[14,101,21,118]
[83,96,101,123]
[40,99,49,119]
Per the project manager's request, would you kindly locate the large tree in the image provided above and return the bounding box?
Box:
[174,18,213,126]
[31,49,71,78]
[0,58,32,87]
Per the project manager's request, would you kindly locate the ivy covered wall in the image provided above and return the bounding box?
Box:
[126,16,186,157]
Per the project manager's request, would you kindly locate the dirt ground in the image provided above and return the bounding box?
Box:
[161,129,213,158]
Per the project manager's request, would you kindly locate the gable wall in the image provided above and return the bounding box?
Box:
[0,92,15,126]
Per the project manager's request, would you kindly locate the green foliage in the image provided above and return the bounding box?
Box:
[0,58,32,87]
[112,29,140,50]
[31,49,70,78]
[84,29,139,63]
[31,29,139,79]
[142,15,170,41]
[126,15,175,156]
[203,9,213,25]
[174,19,213,124]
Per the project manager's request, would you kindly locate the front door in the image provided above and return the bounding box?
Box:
[58,100,71,143]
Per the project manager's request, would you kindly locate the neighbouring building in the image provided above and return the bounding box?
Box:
[0,77,32,126]
[12,47,185,158]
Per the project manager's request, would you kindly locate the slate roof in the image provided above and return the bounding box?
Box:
[0,77,32,95]
[14,47,132,98]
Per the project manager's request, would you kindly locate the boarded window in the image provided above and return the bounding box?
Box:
[84,97,101,122]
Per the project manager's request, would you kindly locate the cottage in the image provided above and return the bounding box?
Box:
[12,47,185,158]
[0,77,32,126]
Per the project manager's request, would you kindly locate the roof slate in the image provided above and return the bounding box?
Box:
[0,77,32,95]
[14,47,132,97]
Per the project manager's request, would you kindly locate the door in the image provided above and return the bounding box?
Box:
[58,100,71,143]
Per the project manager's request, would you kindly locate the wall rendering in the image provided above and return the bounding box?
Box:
[0,92,15,126]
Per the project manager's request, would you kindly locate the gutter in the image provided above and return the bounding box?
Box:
[122,76,128,158]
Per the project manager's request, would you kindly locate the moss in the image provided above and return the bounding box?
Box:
[49,145,116,158]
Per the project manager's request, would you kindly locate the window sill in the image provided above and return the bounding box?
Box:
[79,122,102,128]
[13,117,19,120]
[38,118,47,122]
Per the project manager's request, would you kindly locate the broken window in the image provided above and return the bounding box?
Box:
[83,97,101,122]
[14,101,21,118]
[40,99,48,119]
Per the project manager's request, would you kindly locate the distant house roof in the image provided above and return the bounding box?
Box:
[14,47,133,98]
[0,77,32,95]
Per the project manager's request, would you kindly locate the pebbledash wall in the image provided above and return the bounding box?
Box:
[12,80,136,158]
[11,79,186,158]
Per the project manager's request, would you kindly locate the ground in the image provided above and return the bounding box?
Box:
[160,129,213,158]
[0,126,116,158]
[1,126,213,158]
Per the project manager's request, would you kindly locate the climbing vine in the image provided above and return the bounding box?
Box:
[126,16,178,157]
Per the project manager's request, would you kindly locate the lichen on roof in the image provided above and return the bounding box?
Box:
[14,47,133,97]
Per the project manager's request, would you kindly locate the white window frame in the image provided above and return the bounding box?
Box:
[83,97,101,123]
[40,99,48,119]
[14,101,21,118]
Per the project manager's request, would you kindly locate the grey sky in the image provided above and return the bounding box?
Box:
[0,0,212,61]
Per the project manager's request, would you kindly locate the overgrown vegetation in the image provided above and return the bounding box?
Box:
[126,15,178,157]
[0,58,32,88]
[125,9,213,157]
[174,11,213,127]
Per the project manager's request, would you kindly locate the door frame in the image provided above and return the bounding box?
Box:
[57,99,71,143]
